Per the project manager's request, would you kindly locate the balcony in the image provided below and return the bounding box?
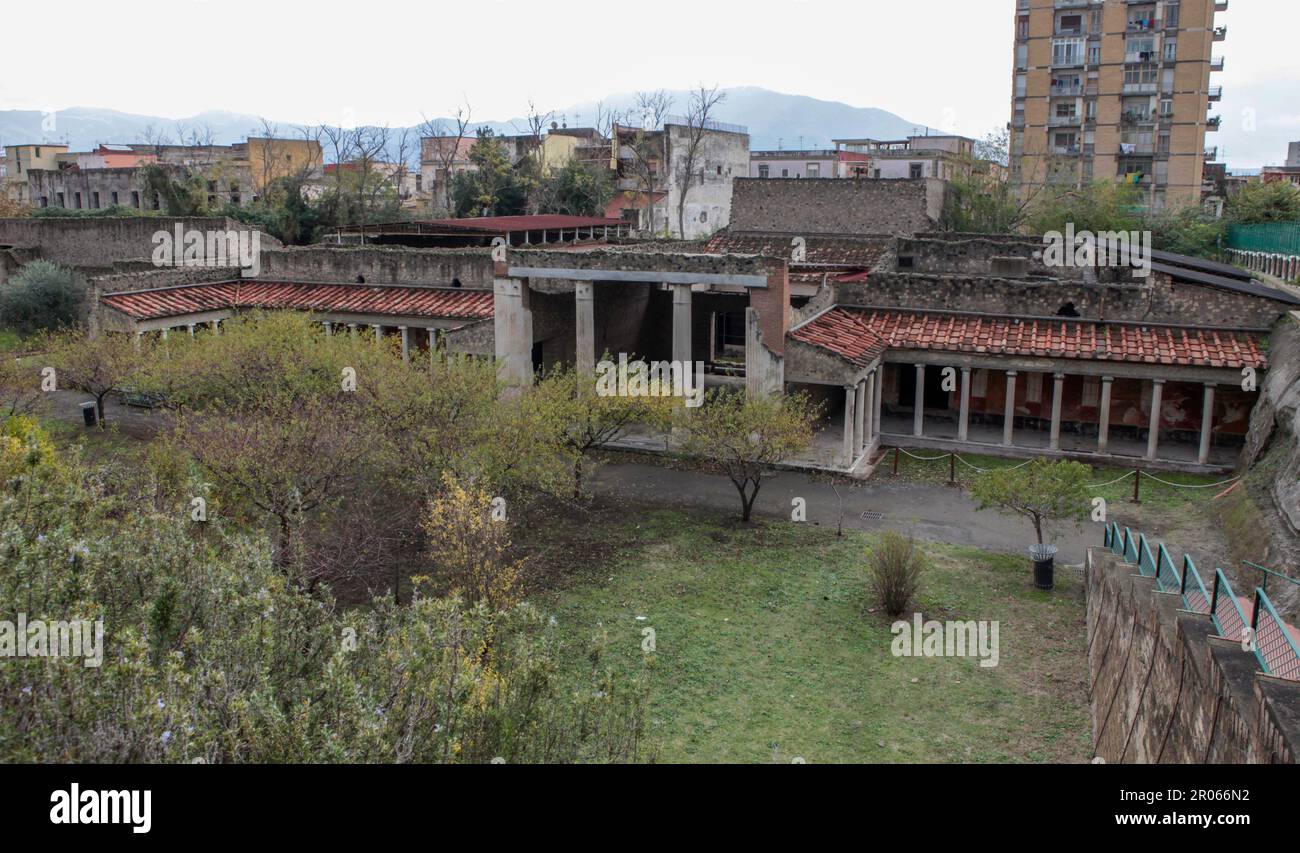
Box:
[1208,86,1223,102]
[1122,82,1158,95]
[1207,116,1222,131]
[1121,110,1155,125]
[1127,19,1160,32]
[1056,26,1085,36]
[1125,50,1159,63]
[1213,26,1227,42]
[1049,114,1082,127]
[1211,56,1225,71]
[1050,83,1083,96]
[1055,0,1087,7]
[1205,147,1218,161]
[1051,146,1082,156]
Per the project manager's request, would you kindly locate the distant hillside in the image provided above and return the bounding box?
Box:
[0,88,936,161]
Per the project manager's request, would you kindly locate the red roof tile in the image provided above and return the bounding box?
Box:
[102,281,494,323]
[791,308,1267,370]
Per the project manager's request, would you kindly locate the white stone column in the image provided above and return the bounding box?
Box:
[672,284,692,366]
[373,324,383,344]
[493,276,534,388]
[134,331,143,351]
[873,366,883,439]
[913,364,925,437]
[161,328,169,340]
[348,323,357,340]
[399,326,410,362]
[187,323,196,337]
[575,282,595,375]
[322,321,332,337]
[1049,372,1065,451]
[864,370,876,447]
[1146,378,1164,460]
[1198,382,1216,465]
[1002,370,1017,446]
[958,366,972,442]
[843,385,857,466]
[1098,375,1113,454]
[854,378,866,454]
[210,319,220,334]
[427,328,438,368]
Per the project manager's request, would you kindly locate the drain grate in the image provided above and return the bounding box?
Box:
[860,510,885,521]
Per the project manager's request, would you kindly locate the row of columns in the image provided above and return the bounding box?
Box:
[134,318,221,349]
[842,367,883,467]
[320,321,442,364]
[906,365,1221,465]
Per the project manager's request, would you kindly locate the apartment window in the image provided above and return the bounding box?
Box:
[1053,132,1078,153]
[1088,44,1101,65]
[1160,97,1173,116]
[1055,102,1077,119]
[1091,9,1102,33]
[1164,39,1177,62]
[1165,3,1180,28]
[806,163,820,178]
[1016,44,1028,70]
[909,163,923,179]
[1158,132,1171,153]
[1161,69,1175,94]
[758,164,769,178]
[1015,74,1027,98]
[1126,37,1157,63]
[1052,38,1085,67]
[1082,159,1094,181]
[1017,16,1029,40]
[1057,14,1082,35]
[1086,99,1097,119]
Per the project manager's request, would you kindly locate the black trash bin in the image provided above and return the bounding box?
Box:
[80,401,97,428]
[1029,544,1057,591]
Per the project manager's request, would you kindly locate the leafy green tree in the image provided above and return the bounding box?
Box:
[1149,203,1226,258]
[451,129,528,217]
[970,457,1091,545]
[0,261,87,335]
[140,163,209,216]
[675,389,818,522]
[1226,179,1300,225]
[542,160,615,217]
[46,328,144,425]
[1025,180,1147,236]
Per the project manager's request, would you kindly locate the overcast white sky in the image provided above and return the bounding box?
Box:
[1,0,1296,167]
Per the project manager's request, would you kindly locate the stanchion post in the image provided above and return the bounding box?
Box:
[1132,468,1141,504]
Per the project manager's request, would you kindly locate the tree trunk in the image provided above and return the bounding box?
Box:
[96,393,107,428]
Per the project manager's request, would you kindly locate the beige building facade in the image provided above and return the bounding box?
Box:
[1008,0,1226,211]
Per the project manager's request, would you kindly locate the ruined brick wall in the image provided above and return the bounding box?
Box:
[1087,548,1300,763]
[728,177,947,236]
[253,246,493,288]
[0,216,256,271]
[837,270,1290,327]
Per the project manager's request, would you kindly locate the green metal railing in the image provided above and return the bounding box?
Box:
[1226,222,1300,256]
[1101,523,1299,680]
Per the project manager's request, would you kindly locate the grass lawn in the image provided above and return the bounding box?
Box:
[543,507,1091,764]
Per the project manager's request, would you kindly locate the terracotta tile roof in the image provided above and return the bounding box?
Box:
[791,307,1268,370]
[101,281,494,323]
[789,308,889,367]
[704,233,891,268]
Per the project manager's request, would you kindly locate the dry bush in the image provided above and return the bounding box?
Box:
[867,531,926,617]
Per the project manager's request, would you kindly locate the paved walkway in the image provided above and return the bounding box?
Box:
[590,460,1098,564]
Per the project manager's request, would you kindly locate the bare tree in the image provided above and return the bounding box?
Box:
[515,100,555,214]
[618,90,674,234]
[674,84,726,239]
[417,99,474,214]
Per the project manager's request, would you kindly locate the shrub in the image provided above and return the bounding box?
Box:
[867,531,926,617]
[0,260,87,335]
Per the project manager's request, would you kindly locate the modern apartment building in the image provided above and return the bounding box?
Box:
[1008,0,1227,211]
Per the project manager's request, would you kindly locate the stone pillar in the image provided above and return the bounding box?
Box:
[958,366,972,442]
[399,326,410,362]
[1049,372,1065,451]
[187,323,196,337]
[672,284,692,366]
[210,320,220,334]
[427,328,438,368]
[161,328,169,340]
[864,370,876,447]
[854,378,866,454]
[134,330,143,351]
[493,276,534,388]
[373,324,383,344]
[575,282,595,375]
[1198,382,1216,465]
[1002,370,1017,446]
[1098,375,1113,454]
[873,366,883,438]
[348,323,357,340]
[913,364,925,437]
[322,321,332,337]
[1146,378,1164,460]
[842,385,857,466]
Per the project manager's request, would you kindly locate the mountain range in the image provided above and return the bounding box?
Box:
[0,87,939,161]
